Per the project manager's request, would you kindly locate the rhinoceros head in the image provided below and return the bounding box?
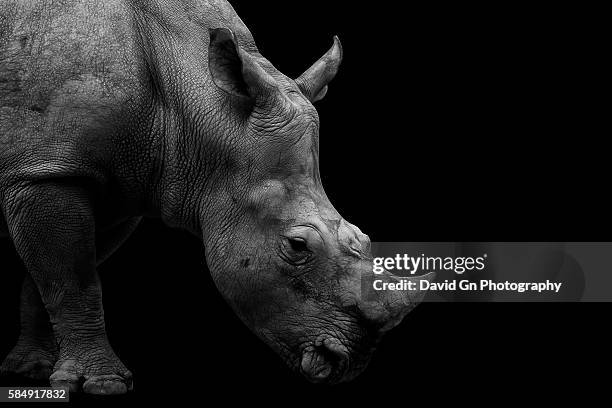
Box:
[198,28,428,384]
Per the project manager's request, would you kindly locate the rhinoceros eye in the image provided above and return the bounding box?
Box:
[288,237,308,252]
[280,236,312,266]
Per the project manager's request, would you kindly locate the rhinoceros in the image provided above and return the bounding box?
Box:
[0,0,429,394]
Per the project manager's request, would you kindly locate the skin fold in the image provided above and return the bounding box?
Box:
[0,0,429,394]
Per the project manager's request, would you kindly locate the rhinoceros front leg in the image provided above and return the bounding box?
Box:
[3,182,132,395]
[0,275,58,381]
[1,216,142,382]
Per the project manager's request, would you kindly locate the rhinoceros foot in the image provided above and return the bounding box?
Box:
[49,341,133,395]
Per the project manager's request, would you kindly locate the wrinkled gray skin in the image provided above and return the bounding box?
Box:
[0,0,430,394]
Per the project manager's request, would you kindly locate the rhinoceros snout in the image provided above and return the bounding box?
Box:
[300,337,350,384]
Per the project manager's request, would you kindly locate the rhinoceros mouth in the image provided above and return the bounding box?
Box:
[299,337,350,384]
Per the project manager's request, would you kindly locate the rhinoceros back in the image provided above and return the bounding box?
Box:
[0,0,153,185]
[1,0,255,174]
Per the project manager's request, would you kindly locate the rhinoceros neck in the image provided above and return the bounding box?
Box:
[131,0,256,233]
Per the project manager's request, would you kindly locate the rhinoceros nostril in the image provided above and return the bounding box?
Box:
[300,338,349,383]
[321,337,349,363]
[301,347,333,382]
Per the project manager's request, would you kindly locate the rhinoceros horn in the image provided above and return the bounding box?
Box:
[295,36,343,103]
[357,270,436,333]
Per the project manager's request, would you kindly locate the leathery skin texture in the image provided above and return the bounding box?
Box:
[0,0,429,394]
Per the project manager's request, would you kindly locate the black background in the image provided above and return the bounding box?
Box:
[1,1,608,404]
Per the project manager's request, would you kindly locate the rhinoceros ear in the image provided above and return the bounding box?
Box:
[208,28,276,103]
[295,36,343,103]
